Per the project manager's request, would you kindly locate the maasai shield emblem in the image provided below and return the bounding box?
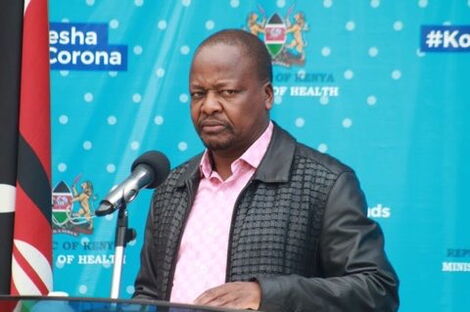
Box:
[264,13,286,57]
[52,181,73,227]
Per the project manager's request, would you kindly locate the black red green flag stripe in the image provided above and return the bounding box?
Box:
[0,0,52,295]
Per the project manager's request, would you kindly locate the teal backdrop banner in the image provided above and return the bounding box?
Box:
[49,1,470,311]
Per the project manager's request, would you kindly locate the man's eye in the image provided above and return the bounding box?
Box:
[190,91,204,99]
[220,89,238,96]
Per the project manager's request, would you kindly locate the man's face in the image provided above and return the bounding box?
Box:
[189,43,273,156]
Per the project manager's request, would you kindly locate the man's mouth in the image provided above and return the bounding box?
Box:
[199,120,227,133]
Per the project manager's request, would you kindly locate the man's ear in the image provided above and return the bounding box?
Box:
[263,82,274,110]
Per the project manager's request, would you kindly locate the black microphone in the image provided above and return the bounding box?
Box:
[95,151,170,216]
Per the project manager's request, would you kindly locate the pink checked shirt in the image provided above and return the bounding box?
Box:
[170,122,274,304]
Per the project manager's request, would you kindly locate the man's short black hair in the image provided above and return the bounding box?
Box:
[194,29,273,83]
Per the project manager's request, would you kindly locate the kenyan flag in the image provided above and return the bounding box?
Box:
[264,13,286,57]
[0,0,52,295]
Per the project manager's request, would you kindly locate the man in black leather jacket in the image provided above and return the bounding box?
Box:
[134,29,399,311]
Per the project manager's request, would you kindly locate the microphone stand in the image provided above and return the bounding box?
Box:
[96,150,170,299]
[110,201,136,299]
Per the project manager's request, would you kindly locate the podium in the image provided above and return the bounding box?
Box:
[0,296,251,312]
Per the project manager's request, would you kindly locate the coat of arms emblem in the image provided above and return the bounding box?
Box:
[52,175,97,235]
[247,6,308,67]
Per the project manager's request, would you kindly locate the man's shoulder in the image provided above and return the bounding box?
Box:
[268,123,355,180]
[293,141,353,176]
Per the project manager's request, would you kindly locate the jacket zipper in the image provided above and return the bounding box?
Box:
[225,178,254,282]
[164,175,255,296]
[165,180,196,300]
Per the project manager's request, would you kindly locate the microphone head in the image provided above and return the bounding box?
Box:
[131,151,170,189]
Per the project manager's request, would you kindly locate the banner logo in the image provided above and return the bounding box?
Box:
[247,7,308,67]
[442,248,470,272]
[368,203,391,219]
[52,176,98,236]
[49,23,128,70]
[421,25,470,52]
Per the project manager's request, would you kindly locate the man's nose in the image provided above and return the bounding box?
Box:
[201,91,222,115]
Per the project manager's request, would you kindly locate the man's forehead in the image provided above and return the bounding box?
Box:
[189,78,239,89]
[191,45,251,75]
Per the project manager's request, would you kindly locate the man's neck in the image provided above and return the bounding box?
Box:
[210,151,238,181]
[208,121,272,181]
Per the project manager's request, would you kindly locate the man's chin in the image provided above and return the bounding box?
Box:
[202,138,233,151]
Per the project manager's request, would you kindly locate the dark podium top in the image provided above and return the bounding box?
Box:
[0,296,251,312]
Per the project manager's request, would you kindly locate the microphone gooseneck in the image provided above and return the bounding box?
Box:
[95,151,170,216]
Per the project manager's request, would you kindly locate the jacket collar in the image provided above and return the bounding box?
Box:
[176,122,296,186]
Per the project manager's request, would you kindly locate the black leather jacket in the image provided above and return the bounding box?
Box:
[134,124,399,311]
